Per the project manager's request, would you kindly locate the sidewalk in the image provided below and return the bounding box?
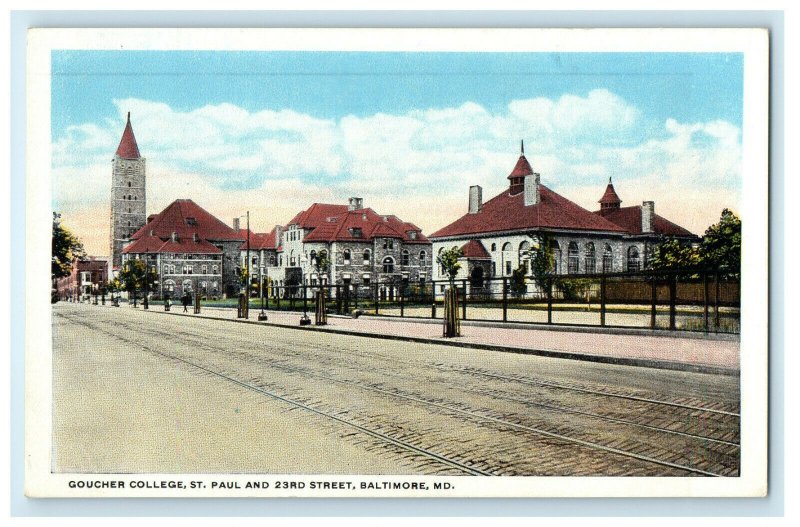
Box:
[140,303,740,376]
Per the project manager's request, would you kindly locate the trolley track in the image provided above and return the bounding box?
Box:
[56,309,740,476]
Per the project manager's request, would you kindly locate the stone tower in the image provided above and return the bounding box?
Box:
[109,112,146,268]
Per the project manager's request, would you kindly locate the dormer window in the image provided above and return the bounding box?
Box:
[350,227,363,238]
[186,217,197,226]
[407,231,417,240]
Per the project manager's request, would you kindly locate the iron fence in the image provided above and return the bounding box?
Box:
[233,268,739,334]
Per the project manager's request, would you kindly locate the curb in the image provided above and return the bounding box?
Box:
[149,308,739,377]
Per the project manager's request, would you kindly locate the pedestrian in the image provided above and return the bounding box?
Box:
[182,292,190,312]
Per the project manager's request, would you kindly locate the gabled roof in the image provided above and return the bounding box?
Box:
[122,234,223,255]
[460,239,491,259]
[293,205,430,244]
[130,199,244,242]
[115,112,141,159]
[430,184,628,239]
[598,206,696,238]
[240,226,281,251]
[286,203,349,229]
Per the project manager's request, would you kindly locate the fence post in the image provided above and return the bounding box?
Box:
[461,279,467,321]
[600,274,606,327]
[335,285,341,315]
[302,284,308,315]
[374,283,379,315]
[669,273,677,331]
[703,271,709,331]
[650,276,657,329]
[502,277,508,322]
[547,279,553,324]
[400,284,405,317]
[431,283,437,319]
[714,272,720,331]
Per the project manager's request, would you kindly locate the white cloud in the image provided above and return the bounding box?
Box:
[53,91,741,254]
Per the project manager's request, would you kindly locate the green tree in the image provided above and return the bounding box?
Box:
[52,212,85,279]
[700,208,741,275]
[118,259,157,297]
[436,246,463,286]
[650,238,700,272]
[526,235,557,293]
[509,265,528,298]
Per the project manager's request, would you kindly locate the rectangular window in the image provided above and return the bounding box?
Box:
[505,261,512,275]
[201,265,208,274]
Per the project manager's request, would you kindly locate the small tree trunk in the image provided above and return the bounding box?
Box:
[443,286,461,338]
[315,289,327,326]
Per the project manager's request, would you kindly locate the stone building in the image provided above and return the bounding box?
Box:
[264,198,432,299]
[109,113,146,269]
[121,199,246,299]
[429,143,697,292]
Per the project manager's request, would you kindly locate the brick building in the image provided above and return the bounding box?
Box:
[54,257,110,301]
[122,199,246,300]
[429,143,697,292]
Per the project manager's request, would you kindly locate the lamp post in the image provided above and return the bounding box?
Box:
[143,250,149,310]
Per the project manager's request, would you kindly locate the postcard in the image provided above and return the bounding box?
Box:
[26,27,769,498]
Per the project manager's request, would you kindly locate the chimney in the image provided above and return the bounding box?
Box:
[149,229,154,237]
[171,231,178,242]
[641,201,655,233]
[233,218,240,231]
[524,173,541,206]
[275,226,283,245]
[468,185,483,214]
[348,197,363,211]
[192,233,198,242]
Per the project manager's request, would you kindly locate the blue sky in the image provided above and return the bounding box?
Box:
[50,50,743,255]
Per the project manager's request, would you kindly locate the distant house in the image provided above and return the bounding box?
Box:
[429,143,697,292]
[122,199,246,299]
[55,257,110,301]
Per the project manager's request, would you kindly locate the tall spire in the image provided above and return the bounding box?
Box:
[598,177,622,215]
[115,112,141,159]
[521,139,524,155]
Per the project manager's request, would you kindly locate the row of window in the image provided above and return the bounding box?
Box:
[162,264,220,275]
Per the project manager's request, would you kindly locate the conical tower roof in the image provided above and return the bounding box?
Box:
[115,112,141,159]
[507,139,534,180]
[598,177,622,205]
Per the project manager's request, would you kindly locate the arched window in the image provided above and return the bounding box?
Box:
[163,279,175,293]
[310,250,317,266]
[568,242,579,274]
[127,182,131,187]
[518,241,531,274]
[502,242,513,275]
[182,279,193,292]
[269,255,276,266]
[363,249,371,265]
[491,243,497,252]
[627,246,641,272]
[401,250,410,266]
[343,249,351,265]
[382,256,395,274]
[584,242,596,274]
[550,240,561,274]
[602,244,613,273]
[419,250,426,266]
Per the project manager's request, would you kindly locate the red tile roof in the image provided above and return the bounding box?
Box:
[240,226,281,251]
[507,154,534,180]
[286,203,349,230]
[115,112,141,159]
[130,199,244,243]
[598,179,622,205]
[597,206,696,238]
[293,205,430,244]
[460,239,491,259]
[430,185,628,239]
[122,234,222,255]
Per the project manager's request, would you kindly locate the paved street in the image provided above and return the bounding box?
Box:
[52,302,740,476]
